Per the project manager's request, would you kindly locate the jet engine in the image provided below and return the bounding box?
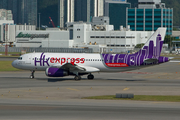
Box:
[45,67,68,77]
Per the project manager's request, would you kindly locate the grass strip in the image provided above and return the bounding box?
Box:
[0,55,19,57]
[0,61,20,71]
[0,52,21,57]
[83,95,180,102]
[0,52,21,54]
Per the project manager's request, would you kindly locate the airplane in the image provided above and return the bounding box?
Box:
[12,27,169,80]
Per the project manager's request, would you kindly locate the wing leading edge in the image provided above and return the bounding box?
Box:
[52,63,100,73]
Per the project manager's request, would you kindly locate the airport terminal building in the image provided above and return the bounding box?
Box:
[15,17,154,53]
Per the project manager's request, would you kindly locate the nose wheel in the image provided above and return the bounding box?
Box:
[87,74,94,80]
[30,70,35,79]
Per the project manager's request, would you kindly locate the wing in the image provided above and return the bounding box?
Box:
[143,58,158,64]
[52,63,100,73]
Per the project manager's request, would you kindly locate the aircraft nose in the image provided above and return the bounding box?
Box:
[12,60,18,68]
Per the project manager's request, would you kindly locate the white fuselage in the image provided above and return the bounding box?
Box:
[12,53,139,73]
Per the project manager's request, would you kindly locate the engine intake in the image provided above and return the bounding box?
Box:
[45,67,68,77]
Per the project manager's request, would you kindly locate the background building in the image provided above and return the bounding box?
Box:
[0,24,36,43]
[127,0,138,8]
[58,0,104,28]
[15,17,154,53]
[74,0,91,22]
[67,0,74,23]
[127,0,173,35]
[18,0,37,26]
[94,0,104,17]
[0,0,37,26]
[0,0,8,9]
[58,0,67,28]
[105,0,131,30]
[0,9,13,20]
[58,0,74,28]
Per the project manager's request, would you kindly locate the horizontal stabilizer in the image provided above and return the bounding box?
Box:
[168,57,174,60]
[169,60,180,63]
[143,58,158,64]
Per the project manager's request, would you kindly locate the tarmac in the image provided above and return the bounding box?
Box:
[0,60,180,120]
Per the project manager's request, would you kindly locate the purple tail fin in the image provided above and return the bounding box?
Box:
[137,27,167,57]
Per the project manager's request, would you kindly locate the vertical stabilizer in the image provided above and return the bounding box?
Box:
[137,27,167,57]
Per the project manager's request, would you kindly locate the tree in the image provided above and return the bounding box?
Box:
[135,43,145,48]
[164,35,174,47]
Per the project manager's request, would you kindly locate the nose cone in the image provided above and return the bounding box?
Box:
[12,60,18,68]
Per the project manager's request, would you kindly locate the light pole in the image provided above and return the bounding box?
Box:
[38,13,41,30]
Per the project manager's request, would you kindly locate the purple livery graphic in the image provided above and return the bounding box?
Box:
[102,34,169,67]
[35,53,50,66]
[34,34,168,68]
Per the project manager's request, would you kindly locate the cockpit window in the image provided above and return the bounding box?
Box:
[18,57,22,60]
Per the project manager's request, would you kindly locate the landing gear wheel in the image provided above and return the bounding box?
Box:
[30,75,34,79]
[74,75,81,81]
[87,74,94,80]
[30,70,35,79]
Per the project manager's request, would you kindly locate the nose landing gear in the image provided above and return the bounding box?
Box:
[30,70,35,79]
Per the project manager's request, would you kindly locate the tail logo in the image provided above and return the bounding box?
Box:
[102,33,166,67]
[138,34,163,58]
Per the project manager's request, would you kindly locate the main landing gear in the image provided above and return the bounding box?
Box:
[74,75,81,81]
[74,73,94,81]
[30,70,35,79]
[87,74,94,80]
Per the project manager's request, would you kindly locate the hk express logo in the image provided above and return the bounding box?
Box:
[35,53,85,66]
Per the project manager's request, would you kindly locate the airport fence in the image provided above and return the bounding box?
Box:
[0,47,93,53]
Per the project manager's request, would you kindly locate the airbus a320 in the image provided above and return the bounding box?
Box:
[12,28,168,80]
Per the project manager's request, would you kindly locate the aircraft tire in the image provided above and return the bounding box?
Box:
[74,76,81,81]
[87,74,94,80]
[30,75,34,79]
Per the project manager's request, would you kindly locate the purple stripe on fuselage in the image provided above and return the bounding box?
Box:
[114,54,119,63]
[109,55,114,63]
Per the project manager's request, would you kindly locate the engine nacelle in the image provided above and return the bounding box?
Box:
[45,67,68,77]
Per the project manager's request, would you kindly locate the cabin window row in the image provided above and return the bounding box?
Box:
[32,58,123,62]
